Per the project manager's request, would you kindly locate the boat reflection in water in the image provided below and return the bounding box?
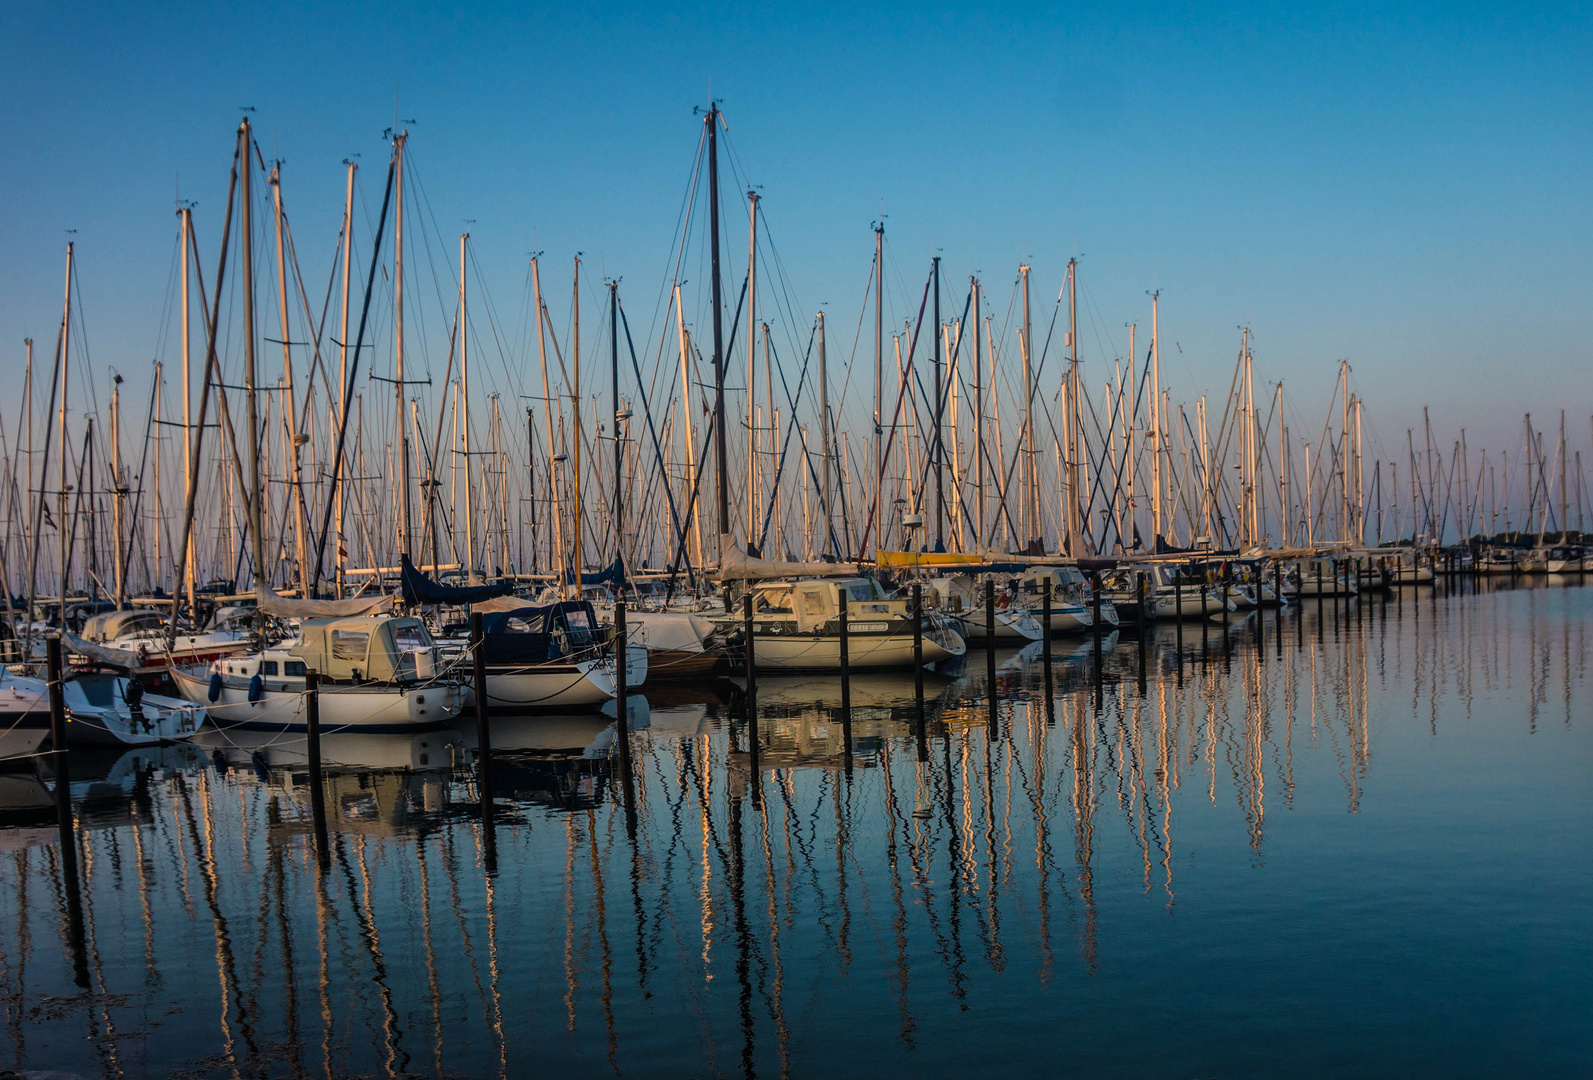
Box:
[0,577,1587,1077]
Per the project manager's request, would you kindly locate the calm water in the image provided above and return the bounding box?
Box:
[2,579,1589,1078]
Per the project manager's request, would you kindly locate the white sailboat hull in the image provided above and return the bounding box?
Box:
[170,667,463,732]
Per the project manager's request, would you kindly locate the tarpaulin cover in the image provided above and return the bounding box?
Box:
[401,554,512,606]
[258,584,394,618]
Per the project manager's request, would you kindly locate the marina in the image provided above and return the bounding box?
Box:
[0,575,1587,1076]
[2,5,1590,1072]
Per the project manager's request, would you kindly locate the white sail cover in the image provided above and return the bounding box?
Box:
[628,611,717,654]
[716,535,859,581]
[256,585,394,619]
[62,630,144,668]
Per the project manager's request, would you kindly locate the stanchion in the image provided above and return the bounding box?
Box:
[838,597,853,774]
[912,582,927,760]
[46,636,88,988]
[985,580,998,736]
[305,670,330,871]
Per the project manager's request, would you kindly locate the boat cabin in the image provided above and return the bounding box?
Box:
[250,616,439,683]
[748,578,895,633]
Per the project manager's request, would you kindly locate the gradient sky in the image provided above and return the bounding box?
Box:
[2,1,1589,469]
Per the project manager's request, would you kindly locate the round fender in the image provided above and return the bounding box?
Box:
[247,674,264,703]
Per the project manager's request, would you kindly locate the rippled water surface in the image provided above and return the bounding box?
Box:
[2,579,1589,1078]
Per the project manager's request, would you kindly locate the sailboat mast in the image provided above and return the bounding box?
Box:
[394,130,412,560]
[931,256,943,550]
[1020,263,1035,550]
[1150,291,1162,544]
[336,159,356,595]
[1066,258,1080,553]
[58,240,73,627]
[269,162,310,596]
[571,257,583,582]
[707,106,730,553]
[745,191,759,545]
[818,310,832,558]
[873,222,883,560]
[179,207,197,608]
[971,279,984,546]
[461,232,475,581]
[239,119,267,598]
[532,257,566,596]
[611,281,624,584]
[110,375,124,606]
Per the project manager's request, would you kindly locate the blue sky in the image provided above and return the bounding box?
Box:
[1,1,1588,466]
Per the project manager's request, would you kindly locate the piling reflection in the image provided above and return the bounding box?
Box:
[0,579,1587,1076]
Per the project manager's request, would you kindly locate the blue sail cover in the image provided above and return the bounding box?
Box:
[580,558,624,586]
[400,554,514,606]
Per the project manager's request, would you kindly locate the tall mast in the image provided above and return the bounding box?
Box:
[239,118,267,598]
[1020,263,1035,550]
[1149,291,1162,544]
[817,310,832,558]
[336,159,356,594]
[110,375,124,606]
[571,256,583,581]
[706,106,729,553]
[179,207,196,609]
[872,223,884,560]
[674,285,702,567]
[58,241,73,626]
[972,278,984,546]
[610,281,624,583]
[460,232,475,581]
[533,258,566,595]
[744,191,759,545]
[1066,258,1080,553]
[394,129,411,560]
[269,162,310,596]
[931,255,943,550]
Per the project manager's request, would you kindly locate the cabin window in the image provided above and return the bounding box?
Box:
[284,661,307,677]
[392,622,431,652]
[331,629,369,661]
[565,608,592,630]
[506,617,537,634]
[799,591,827,617]
[260,661,278,676]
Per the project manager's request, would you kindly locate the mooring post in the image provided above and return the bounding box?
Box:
[305,669,329,871]
[470,612,494,819]
[46,635,88,989]
[985,579,998,736]
[1174,576,1185,674]
[838,595,853,774]
[1042,577,1054,693]
[743,592,760,800]
[912,581,927,760]
[614,597,638,831]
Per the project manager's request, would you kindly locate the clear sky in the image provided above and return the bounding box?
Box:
[2,1,1588,467]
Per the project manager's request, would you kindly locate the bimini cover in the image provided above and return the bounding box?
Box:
[717,535,859,580]
[257,584,394,619]
[400,554,512,606]
[478,601,604,664]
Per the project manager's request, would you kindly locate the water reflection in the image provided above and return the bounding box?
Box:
[0,577,1588,1077]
